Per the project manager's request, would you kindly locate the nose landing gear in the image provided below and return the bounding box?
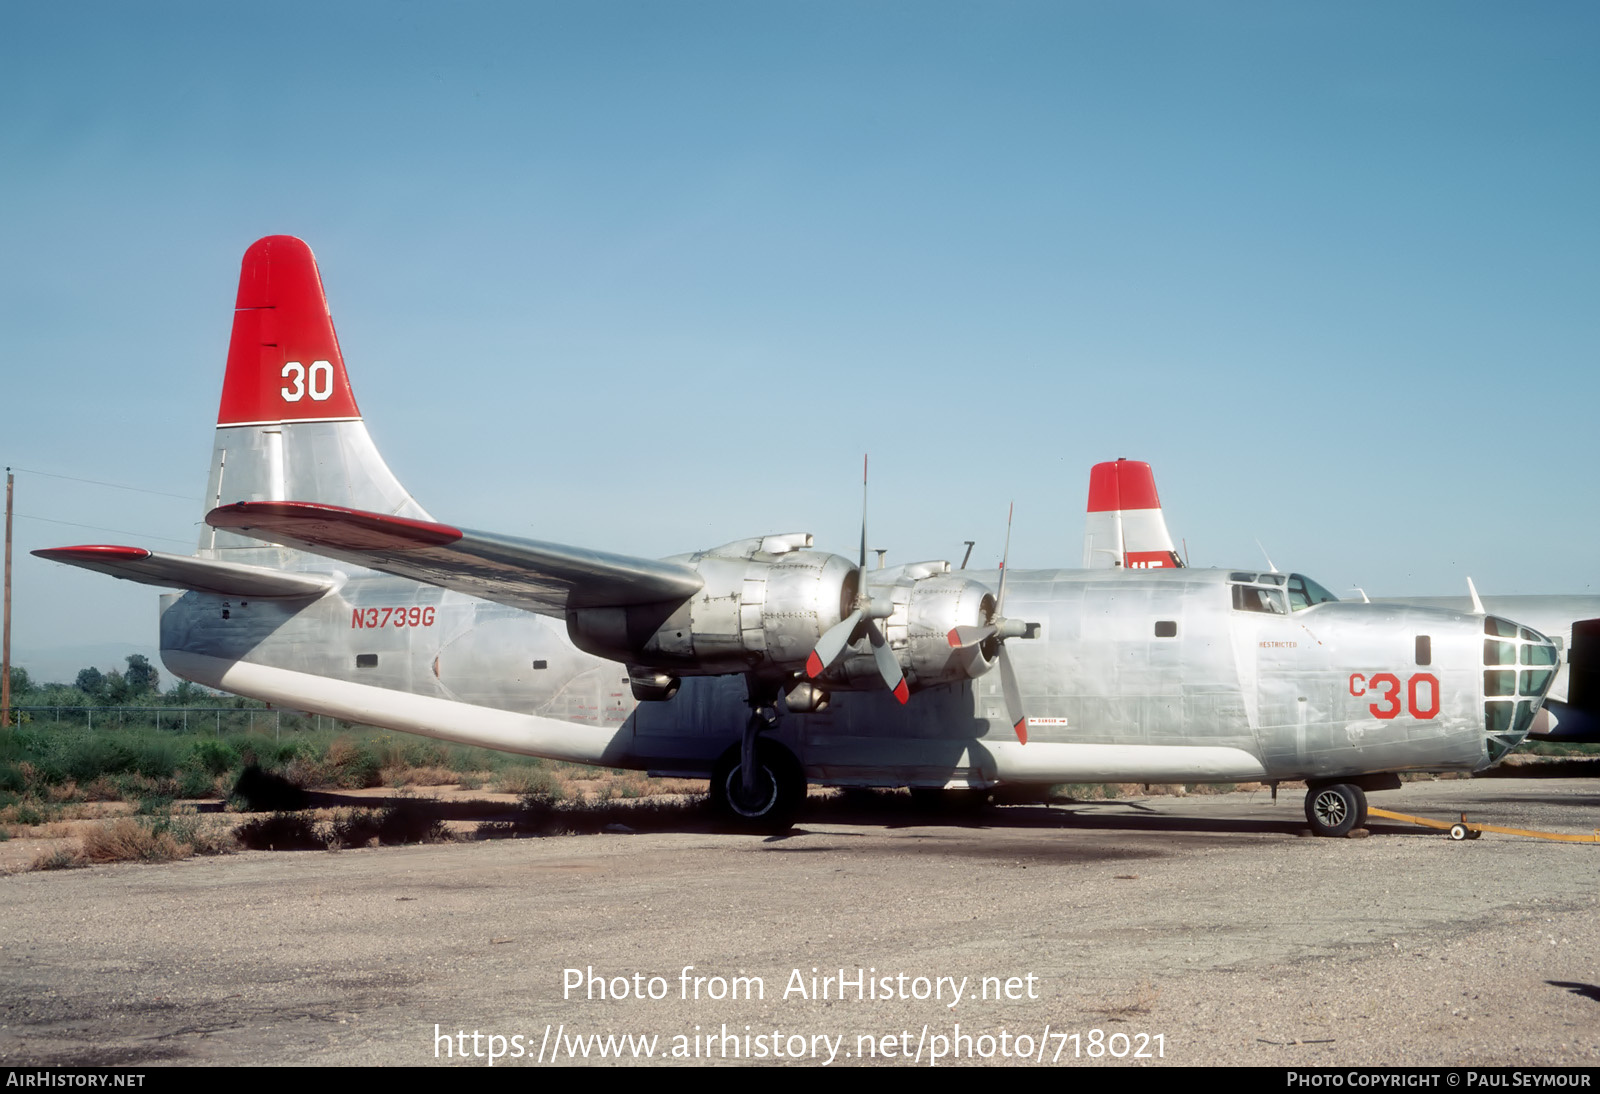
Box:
[1304,782,1368,838]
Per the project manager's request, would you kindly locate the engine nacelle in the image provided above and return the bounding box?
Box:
[820,564,997,692]
[567,537,1010,700]
[566,533,858,679]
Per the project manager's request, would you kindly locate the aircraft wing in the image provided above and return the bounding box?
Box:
[33,545,336,598]
[205,501,704,615]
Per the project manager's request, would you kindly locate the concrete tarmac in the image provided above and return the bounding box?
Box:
[2,778,1597,1067]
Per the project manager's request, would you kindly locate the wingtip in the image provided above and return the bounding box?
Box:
[33,545,153,563]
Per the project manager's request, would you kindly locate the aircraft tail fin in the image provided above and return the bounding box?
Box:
[202,236,431,560]
[1082,459,1183,569]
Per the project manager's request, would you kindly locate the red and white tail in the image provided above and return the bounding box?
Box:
[1082,459,1182,569]
[201,236,430,559]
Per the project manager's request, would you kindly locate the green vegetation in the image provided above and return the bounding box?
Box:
[0,660,698,870]
[1520,741,1600,757]
[0,654,618,819]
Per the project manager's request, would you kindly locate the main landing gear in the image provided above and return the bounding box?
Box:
[708,680,806,833]
[1303,782,1369,838]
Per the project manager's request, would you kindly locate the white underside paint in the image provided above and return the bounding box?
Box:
[166,652,1270,784]
[986,740,1268,783]
[163,651,630,766]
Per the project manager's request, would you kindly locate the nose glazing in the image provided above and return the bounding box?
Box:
[1482,616,1559,762]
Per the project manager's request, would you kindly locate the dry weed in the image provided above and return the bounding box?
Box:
[31,845,86,871]
[80,818,188,864]
[381,764,461,788]
[45,780,82,803]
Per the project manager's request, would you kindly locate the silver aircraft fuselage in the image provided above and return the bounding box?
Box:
[39,237,1560,811]
[158,564,1546,790]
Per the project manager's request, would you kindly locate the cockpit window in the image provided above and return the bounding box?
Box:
[1231,582,1286,614]
[1287,573,1339,611]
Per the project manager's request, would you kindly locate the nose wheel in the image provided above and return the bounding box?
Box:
[1304,782,1368,838]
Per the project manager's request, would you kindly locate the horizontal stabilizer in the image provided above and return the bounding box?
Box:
[205,501,705,615]
[33,545,335,598]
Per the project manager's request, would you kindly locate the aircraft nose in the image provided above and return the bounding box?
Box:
[1481,616,1560,762]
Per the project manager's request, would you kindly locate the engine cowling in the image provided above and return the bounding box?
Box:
[566,533,858,678]
[567,536,1012,700]
[817,563,999,691]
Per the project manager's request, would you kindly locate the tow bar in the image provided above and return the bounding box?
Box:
[1366,806,1600,844]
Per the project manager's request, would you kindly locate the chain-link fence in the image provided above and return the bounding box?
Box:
[8,706,348,739]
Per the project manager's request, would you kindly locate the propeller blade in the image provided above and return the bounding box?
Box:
[995,501,1014,613]
[947,624,996,649]
[807,609,863,678]
[998,643,1026,743]
[809,454,909,703]
[859,455,869,571]
[865,619,910,704]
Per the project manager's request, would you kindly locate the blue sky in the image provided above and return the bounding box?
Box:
[2,2,1596,680]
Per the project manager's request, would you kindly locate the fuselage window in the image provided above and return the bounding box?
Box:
[1415,636,1431,666]
[1155,620,1178,637]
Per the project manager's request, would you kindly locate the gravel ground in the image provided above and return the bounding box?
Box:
[1,778,1596,1067]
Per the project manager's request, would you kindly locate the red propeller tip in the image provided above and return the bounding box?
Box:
[1013,719,1028,744]
[805,652,824,678]
[893,680,910,704]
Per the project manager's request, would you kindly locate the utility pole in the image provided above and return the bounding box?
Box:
[3,468,12,729]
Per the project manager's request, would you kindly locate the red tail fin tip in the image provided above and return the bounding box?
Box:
[216,236,361,427]
[1086,459,1162,514]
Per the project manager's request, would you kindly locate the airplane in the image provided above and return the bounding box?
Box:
[1081,458,1600,744]
[33,236,1562,838]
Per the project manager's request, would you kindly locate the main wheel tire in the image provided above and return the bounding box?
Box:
[1448,823,1469,841]
[1304,782,1367,838]
[710,742,806,833]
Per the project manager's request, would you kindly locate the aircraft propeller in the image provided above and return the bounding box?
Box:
[947,503,1034,743]
[804,457,910,704]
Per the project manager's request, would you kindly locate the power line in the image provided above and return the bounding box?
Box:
[17,514,195,547]
[8,466,198,503]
